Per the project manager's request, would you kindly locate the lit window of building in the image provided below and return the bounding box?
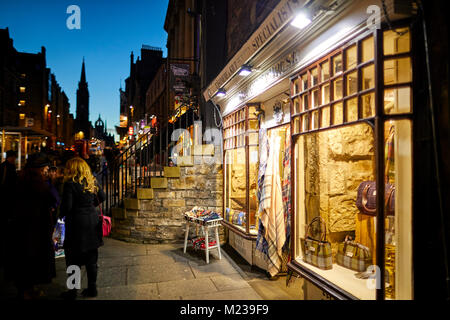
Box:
[19,113,25,120]
[20,87,26,93]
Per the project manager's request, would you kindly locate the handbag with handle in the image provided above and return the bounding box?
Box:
[300,217,333,270]
[336,235,372,272]
[97,196,111,237]
[355,181,395,216]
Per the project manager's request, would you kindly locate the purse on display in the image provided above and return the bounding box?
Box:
[336,235,372,272]
[300,217,333,270]
[355,181,395,216]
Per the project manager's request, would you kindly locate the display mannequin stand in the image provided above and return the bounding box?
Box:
[183,215,222,264]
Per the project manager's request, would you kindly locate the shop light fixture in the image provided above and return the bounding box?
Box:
[291,11,312,29]
[216,88,227,98]
[238,65,253,76]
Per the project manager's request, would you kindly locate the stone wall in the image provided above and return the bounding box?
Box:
[111,163,224,244]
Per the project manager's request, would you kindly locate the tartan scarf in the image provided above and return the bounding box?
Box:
[259,135,286,277]
[256,128,270,255]
[282,127,291,254]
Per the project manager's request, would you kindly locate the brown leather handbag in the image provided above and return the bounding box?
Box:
[356,181,395,216]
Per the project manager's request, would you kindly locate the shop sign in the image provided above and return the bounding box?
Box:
[203,0,306,101]
[128,126,134,136]
[224,50,299,114]
[170,64,190,94]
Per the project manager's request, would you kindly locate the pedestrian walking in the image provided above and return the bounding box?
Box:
[59,157,105,300]
[11,152,57,299]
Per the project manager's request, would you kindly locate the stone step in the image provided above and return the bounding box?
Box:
[137,188,154,200]
[163,166,181,178]
[124,198,140,210]
[151,177,168,189]
[192,144,215,156]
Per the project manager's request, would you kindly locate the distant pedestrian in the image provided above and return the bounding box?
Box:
[47,166,61,225]
[11,152,57,299]
[60,157,105,300]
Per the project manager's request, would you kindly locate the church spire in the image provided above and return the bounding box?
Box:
[80,57,86,84]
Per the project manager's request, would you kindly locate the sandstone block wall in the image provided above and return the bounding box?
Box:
[111,164,224,244]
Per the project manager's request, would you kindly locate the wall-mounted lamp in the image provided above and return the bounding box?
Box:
[216,88,227,98]
[291,11,312,29]
[238,65,253,76]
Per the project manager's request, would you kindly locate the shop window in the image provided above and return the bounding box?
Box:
[311,68,319,86]
[294,122,377,300]
[383,28,410,56]
[346,72,358,96]
[383,120,413,300]
[293,98,301,115]
[345,45,357,70]
[384,87,412,114]
[333,79,343,100]
[384,58,412,85]
[301,74,308,91]
[321,61,330,82]
[362,36,374,62]
[302,114,309,132]
[361,93,375,118]
[301,94,309,112]
[332,54,343,75]
[346,98,358,122]
[332,102,343,125]
[321,107,330,128]
[312,89,319,108]
[362,65,375,90]
[322,84,330,105]
[223,105,260,235]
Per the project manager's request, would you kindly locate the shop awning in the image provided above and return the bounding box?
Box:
[0,126,54,137]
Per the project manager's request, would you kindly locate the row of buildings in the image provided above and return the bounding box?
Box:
[109,0,449,300]
[0,27,74,166]
[0,27,115,168]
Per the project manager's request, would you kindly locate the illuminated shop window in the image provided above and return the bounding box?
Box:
[290,27,413,300]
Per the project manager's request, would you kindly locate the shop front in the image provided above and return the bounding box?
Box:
[203,0,429,299]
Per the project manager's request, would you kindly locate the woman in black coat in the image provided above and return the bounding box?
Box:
[60,157,105,299]
[12,152,56,299]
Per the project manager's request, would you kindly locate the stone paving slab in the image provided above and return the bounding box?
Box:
[127,263,195,285]
[182,288,262,300]
[157,278,218,300]
[210,273,251,292]
[189,259,239,279]
[94,283,159,300]
[97,266,127,288]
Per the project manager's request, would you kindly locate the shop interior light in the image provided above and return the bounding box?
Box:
[216,88,227,98]
[291,11,312,29]
[238,65,253,76]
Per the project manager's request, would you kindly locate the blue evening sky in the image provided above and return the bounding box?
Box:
[0,0,169,138]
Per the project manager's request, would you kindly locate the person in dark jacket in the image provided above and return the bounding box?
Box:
[0,150,17,270]
[11,152,56,299]
[60,157,104,299]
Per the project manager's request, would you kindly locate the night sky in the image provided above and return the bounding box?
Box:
[0,0,169,138]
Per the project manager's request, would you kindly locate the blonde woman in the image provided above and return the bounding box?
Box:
[60,157,105,299]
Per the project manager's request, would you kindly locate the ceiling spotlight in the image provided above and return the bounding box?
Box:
[216,88,227,98]
[291,11,312,29]
[238,65,253,76]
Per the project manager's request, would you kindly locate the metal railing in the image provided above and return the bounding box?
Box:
[97,107,198,215]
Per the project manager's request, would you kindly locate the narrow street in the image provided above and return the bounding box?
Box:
[0,238,303,300]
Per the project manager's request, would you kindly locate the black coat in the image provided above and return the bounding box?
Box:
[12,171,56,287]
[60,181,105,253]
